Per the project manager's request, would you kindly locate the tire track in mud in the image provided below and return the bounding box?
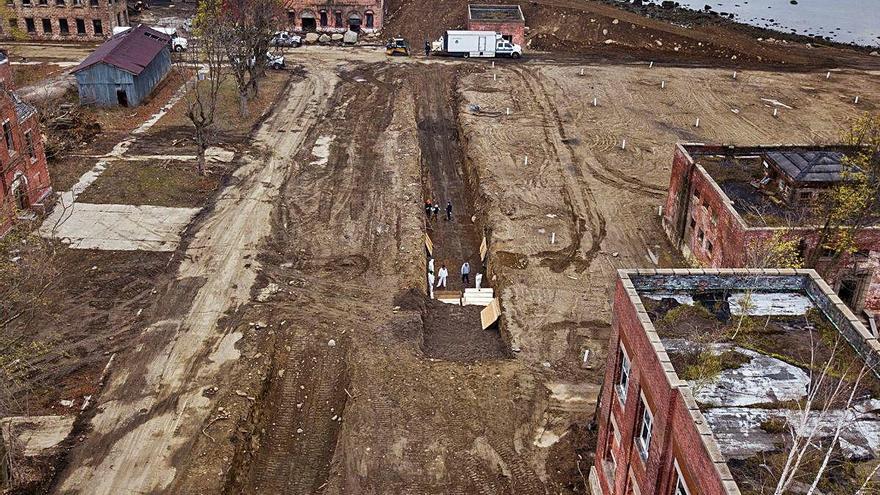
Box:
[512,67,606,273]
[238,68,401,495]
[246,339,349,494]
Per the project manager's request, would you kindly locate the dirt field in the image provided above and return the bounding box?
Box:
[2,7,880,492]
[26,44,875,494]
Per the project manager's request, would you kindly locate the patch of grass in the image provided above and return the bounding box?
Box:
[660,302,712,326]
[679,349,750,382]
[151,70,290,142]
[759,416,787,434]
[12,63,63,88]
[76,159,222,208]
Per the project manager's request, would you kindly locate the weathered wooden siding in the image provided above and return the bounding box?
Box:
[75,47,170,107]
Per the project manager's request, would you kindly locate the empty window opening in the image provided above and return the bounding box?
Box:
[616,344,630,405]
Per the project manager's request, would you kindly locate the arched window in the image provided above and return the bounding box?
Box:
[365,10,374,29]
[319,10,328,28]
[334,10,342,27]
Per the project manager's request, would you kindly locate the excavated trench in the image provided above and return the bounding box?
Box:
[412,65,509,362]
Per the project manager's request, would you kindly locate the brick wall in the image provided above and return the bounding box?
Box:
[466,19,525,46]
[0,0,128,41]
[663,144,880,313]
[283,0,382,33]
[0,89,52,236]
[592,276,732,495]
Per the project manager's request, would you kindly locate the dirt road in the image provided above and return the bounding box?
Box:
[39,48,880,494]
[51,61,336,494]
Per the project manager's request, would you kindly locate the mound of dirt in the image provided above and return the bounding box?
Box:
[384,0,878,68]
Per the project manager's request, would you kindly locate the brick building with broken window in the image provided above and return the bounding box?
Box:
[662,143,880,315]
[590,268,880,495]
[467,4,525,46]
[0,52,52,236]
[0,0,128,41]
[283,0,381,34]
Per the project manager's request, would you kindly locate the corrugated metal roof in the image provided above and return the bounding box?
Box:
[73,24,170,76]
[766,150,854,182]
[11,91,36,122]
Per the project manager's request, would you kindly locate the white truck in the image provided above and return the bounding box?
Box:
[154,27,189,52]
[112,25,188,51]
[431,30,522,59]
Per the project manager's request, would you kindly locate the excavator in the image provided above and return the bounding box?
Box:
[385,37,410,56]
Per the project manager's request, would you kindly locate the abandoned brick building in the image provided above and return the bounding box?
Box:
[590,269,880,495]
[662,144,880,314]
[283,0,382,33]
[0,0,128,41]
[0,52,52,236]
[467,4,525,46]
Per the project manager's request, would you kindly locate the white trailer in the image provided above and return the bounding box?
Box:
[431,30,522,58]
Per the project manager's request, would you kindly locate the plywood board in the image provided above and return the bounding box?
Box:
[480,236,488,261]
[481,298,501,330]
[425,233,434,257]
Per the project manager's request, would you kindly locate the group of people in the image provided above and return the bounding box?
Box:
[427,257,479,298]
[424,199,454,222]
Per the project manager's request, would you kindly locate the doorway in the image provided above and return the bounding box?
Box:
[838,274,868,312]
[12,174,28,210]
[116,89,129,107]
[301,12,316,32]
[348,13,361,32]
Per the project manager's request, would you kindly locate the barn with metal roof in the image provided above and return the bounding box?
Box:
[72,25,172,107]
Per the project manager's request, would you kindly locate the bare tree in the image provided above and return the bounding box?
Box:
[177,0,227,175]
[773,332,874,494]
[806,113,880,269]
[219,0,284,116]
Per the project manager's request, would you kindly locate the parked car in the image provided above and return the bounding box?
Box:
[266,52,286,69]
[271,31,302,48]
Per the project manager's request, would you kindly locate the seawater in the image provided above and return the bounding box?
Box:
[658,0,880,47]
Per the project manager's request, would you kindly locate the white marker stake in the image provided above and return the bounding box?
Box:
[661,80,666,89]
[649,61,654,68]
[580,68,585,76]
[524,156,529,166]
[493,73,497,81]
[551,232,556,244]
[733,70,737,79]
[621,139,627,150]
[592,97,598,107]
[506,107,510,115]
[492,60,495,68]
[695,118,700,128]
[826,71,831,80]
[773,108,779,118]
[855,95,860,104]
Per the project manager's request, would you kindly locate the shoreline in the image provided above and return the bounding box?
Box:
[603,0,879,52]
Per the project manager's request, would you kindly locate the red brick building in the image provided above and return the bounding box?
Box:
[590,269,880,495]
[0,53,52,236]
[283,0,382,33]
[467,4,525,46]
[0,0,128,41]
[662,143,880,314]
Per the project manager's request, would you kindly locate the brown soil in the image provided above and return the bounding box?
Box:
[0,243,171,418]
[5,22,879,495]
[385,0,880,69]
